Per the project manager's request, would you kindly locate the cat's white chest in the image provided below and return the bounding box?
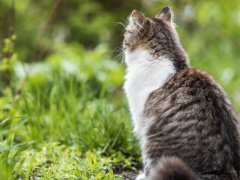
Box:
[123,49,176,136]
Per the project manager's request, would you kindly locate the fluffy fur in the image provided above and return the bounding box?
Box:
[124,48,175,135]
[123,6,240,180]
[149,157,196,180]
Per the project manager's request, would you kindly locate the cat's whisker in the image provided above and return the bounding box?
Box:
[112,46,125,66]
[113,50,124,64]
[112,21,127,28]
[113,47,123,54]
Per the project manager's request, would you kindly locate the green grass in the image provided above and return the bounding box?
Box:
[0,45,140,179]
[0,74,140,179]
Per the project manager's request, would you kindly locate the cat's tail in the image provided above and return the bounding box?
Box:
[149,157,197,180]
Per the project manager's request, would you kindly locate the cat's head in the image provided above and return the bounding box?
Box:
[123,7,189,70]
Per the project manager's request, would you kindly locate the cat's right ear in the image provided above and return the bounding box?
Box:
[129,10,147,30]
[156,7,172,22]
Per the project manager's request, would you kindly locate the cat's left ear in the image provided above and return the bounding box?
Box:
[156,7,172,22]
[129,10,147,29]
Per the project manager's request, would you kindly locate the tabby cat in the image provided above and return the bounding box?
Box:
[123,7,240,180]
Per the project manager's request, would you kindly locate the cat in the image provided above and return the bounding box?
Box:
[123,6,240,180]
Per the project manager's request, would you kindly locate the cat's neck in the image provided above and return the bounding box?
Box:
[171,46,190,71]
[125,47,189,72]
[124,48,176,135]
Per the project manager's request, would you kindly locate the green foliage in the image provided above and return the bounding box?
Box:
[0,35,18,91]
[13,144,122,179]
[0,43,139,179]
[0,0,240,179]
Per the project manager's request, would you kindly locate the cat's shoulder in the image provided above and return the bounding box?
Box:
[165,68,220,90]
[148,68,224,102]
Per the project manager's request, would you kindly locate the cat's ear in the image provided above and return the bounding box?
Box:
[129,10,147,29]
[156,7,172,22]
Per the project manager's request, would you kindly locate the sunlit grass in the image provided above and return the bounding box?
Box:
[0,45,140,179]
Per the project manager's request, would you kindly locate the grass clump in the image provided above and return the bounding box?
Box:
[0,44,140,179]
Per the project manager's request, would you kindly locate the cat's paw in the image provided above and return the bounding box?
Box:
[136,173,146,180]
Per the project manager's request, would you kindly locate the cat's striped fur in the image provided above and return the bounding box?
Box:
[123,7,240,180]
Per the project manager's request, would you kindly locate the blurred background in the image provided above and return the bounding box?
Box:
[0,0,240,179]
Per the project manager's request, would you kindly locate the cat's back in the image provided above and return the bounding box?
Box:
[145,68,236,118]
[144,68,240,179]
